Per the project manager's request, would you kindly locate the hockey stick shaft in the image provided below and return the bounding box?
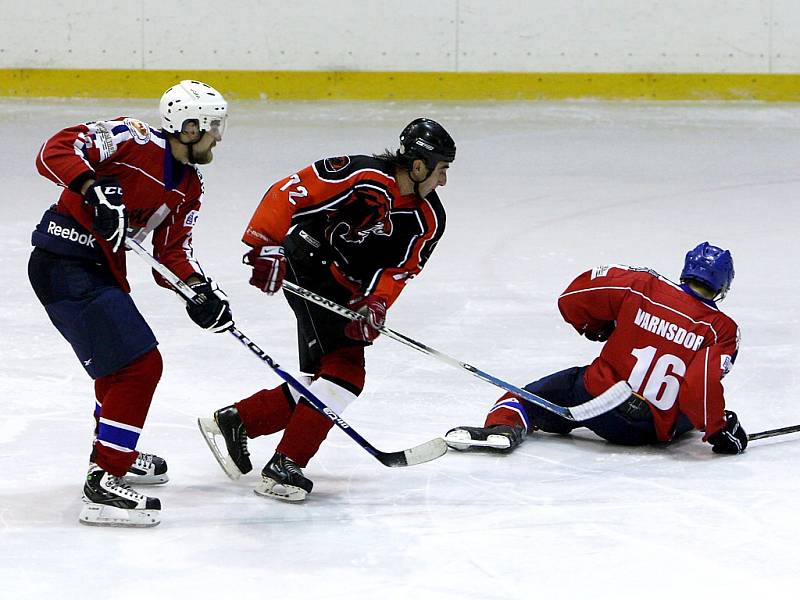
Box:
[748,424,800,441]
[125,238,445,467]
[282,281,631,421]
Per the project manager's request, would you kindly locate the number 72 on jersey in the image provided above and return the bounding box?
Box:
[279,174,308,205]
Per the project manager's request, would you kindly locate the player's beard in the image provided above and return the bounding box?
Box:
[187,142,214,165]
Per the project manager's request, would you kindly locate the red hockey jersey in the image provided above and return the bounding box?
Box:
[243,155,446,306]
[558,265,740,441]
[35,117,205,292]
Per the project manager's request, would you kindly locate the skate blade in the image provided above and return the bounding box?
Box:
[197,418,242,480]
[444,430,511,451]
[122,473,169,485]
[79,503,160,528]
[253,478,308,502]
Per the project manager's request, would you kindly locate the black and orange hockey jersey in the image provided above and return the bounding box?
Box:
[243,155,446,306]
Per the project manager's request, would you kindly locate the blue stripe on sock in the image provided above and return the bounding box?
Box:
[491,399,530,430]
[97,422,140,452]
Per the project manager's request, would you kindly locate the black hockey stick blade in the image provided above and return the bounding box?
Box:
[377,437,448,467]
[748,424,800,441]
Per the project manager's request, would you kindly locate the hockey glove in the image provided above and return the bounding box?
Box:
[185,278,234,333]
[583,321,616,342]
[708,410,748,455]
[244,243,286,294]
[83,177,128,252]
[344,294,387,342]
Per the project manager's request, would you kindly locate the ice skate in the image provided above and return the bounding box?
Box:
[254,451,313,502]
[79,465,161,528]
[198,405,252,480]
[123,452,169,485]
[90,447,168,485]
[444,425,526,453]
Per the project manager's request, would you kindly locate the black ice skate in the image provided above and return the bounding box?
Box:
[444,425,526,453]
[254,451,313,502]
[197,405,252,480]
[79,465,161,528]
[90,447,168,485]
[123,452,169,485]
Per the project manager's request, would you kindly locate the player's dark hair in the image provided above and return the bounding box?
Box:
[373,149,412,171]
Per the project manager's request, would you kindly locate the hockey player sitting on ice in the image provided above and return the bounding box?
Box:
[28,80,234,527]
[446,242,747,456]
[198,118,456,501]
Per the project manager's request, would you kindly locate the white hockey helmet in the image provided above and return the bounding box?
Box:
[159,80,228,137]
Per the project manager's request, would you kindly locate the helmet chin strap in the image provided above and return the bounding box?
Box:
[407,162,432,199]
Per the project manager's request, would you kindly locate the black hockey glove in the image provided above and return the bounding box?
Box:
[583,321,616,342]
[185,278,234,333]
[82,177,128,252]
[708,410,748,455]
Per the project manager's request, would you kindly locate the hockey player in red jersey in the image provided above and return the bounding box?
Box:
[199,118,455,501]
[28,80,234,527]
[446,242,747,456]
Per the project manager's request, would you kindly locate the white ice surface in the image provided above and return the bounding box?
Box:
[1,99,799,599]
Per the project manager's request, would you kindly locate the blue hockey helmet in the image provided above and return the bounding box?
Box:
[680,242,735,300]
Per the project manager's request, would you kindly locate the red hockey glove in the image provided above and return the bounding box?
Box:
[244,243,286,295]
[344,295,387,342]
[708,410,748,454]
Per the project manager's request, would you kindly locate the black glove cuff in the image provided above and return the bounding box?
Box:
[70,171,97,195]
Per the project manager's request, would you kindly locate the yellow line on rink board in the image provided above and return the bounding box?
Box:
[1,69,799,102]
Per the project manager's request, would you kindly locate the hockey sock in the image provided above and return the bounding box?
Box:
[93,375,112,437]
[235,383,297,438]
[275,400,335,468]
[276,377,361,466]
[276,348,364,467]
[92,348,163,476]
[485,392,531,431]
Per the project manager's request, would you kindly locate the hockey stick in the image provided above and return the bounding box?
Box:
[748,424,800,442]
[125,238,446,468]
[282,281,632,421]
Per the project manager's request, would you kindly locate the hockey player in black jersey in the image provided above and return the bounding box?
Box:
[199,119,456,501]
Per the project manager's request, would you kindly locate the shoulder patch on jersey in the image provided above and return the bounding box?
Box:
[590,264,657,280]
[627,266,660,278]
[591,265,613,279]
[184,210,199,227]
[93,122,117,160]
[124,118,151,144]
[323,156,351,173]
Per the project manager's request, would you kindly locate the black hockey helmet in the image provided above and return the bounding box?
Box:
[398,118,456,171]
